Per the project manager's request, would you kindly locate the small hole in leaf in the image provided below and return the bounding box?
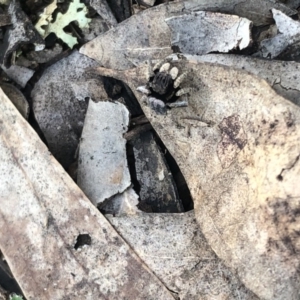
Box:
[277,174,283,181]
[74,234,91,249]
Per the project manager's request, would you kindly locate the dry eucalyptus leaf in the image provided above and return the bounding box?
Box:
[0,82,29,119]
[166,11,252,54]
[183,0,297,26]
[260,8,300,58]
[31,51,104,169]
[94,56,300,299]
[192,53,300,106]
[0,88,174,300]
[89,0,117,27]
[107,211,259,300]
[80,2,176,69]
[77,100,132,206]
[80,2,251,69]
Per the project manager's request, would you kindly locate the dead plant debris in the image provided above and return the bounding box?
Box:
[0,0,300,299]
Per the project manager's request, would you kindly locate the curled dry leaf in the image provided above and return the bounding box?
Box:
[93,55,300,299]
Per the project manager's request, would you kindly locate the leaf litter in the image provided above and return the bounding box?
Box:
[1,0,300,299]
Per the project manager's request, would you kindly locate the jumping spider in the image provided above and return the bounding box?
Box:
[137,59,192,114]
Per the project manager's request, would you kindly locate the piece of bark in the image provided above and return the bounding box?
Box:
[31,51,105,169]
[132,131,183,213]
[0,82,29,119]
[1,64,34,87]
[0,87,174,300]
[89,0,117,26]
[94,56,300,299]
[259,8,300,58]
[100,187,140,215]
[107,211,259,300]
[166,11,252,55]
[193,54,300,106]
[0,0,44,67]
[77,100,131,206]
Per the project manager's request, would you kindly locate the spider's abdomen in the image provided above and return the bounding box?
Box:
[151,72,173,95]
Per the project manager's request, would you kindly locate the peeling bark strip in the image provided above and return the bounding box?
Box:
[0,89,174,299]
[77,100,131,206]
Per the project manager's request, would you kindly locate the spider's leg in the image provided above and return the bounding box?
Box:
[167,99,188,108]
[137,85,151,95]
[159,63,170,73]
[153,60,165,72]
[153,57,172,72]
[174,71,188,88]
[176,87,194,97]
[148,97,167,114]
[170,67,179,80]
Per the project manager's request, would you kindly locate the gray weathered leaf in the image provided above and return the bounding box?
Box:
[107,211,259,300]
[0,87,174,300]
[93,56,300,299]
[190,53,300,106]
[80,2,253,69]
[31,51,105,169]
